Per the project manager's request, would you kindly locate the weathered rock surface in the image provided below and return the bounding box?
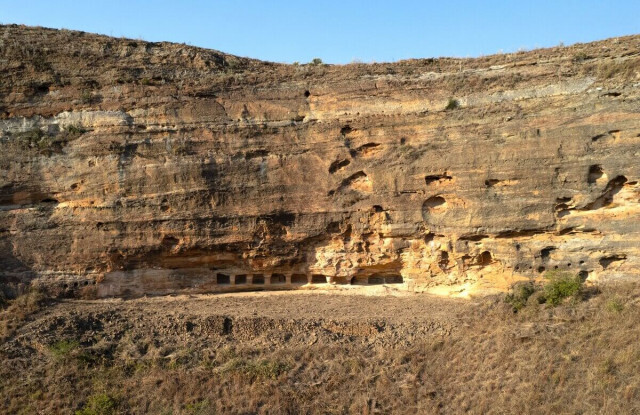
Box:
[1,25,639,297]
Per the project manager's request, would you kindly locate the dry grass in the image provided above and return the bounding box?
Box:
[2,284,640,414]
[597,57,640,80]
[0,287,48,341]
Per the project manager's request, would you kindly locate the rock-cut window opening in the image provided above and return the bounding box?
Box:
[291,274,308,284]
[271,273,286,284]
[216,273,230,285]
[311,274,327,284]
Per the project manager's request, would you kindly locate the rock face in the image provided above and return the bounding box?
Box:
[1,25,639,297]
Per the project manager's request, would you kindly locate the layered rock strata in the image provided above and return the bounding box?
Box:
[1,25,639,297]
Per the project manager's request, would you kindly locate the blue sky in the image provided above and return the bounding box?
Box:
[1,1,639,63]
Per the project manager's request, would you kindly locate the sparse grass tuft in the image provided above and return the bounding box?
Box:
[598,58,639,80]
[0,288,48,341]
[606,298,624,313]
[222,358,289,380]
[573,52,589,63]
[49,340,79,360]
[75,393,117,415]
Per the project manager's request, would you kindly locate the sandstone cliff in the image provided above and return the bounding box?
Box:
[1,25,639,297]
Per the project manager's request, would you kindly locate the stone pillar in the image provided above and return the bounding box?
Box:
[285,273,292,285]
[307,274,313,284]
[247,275,254,284]
[230,274,236,285]
[265,273,272,286]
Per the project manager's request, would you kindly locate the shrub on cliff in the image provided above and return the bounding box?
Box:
[506,271,586,311]
[505,281,537,312]
[445,98,459,110]
[543,270,583,305]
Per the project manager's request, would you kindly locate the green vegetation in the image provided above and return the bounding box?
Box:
[505,270,585,311]
[505,282,536,312]
[75,393,117,415]
[49,340,80,360]
[222,358,289,380]
[573,51,589,63]
[543,270,583,306]
[185,400,211,415]
[606,298,624,313]
[445,98,460,110]
[13,127,70,154]
[66,124,87,136]
[310,57,323,65]
[81,90,93,104]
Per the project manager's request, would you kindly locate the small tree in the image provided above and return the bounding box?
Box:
[311,58,323,65]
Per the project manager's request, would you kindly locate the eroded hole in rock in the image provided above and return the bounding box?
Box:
[351,143,381,158]
[337,171,372,193]
[161,235,179,250]
[475,251,493,266]
[459,234,488,242]
[235,275,247,285]
[326,221,342,233]
[578,270,589,281]
[422,196,447,220]
[599,255,627,269]
[538,266,546,273]
[583,175,627,210]
[484,179,501,188]
[160,198,170,212]
[291,274,307,284]
[311,274,327,284]
[216,273,230,285]
[540,247,555,262]
[40,198,59,204]
[304,90,310,97]
[252,274,265,285]
[328,158,350,174]
[425,174,452,185]
[271,274,286,285]
[438,251,450,271]
[340,125,353,135]
[587,165,604,185]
